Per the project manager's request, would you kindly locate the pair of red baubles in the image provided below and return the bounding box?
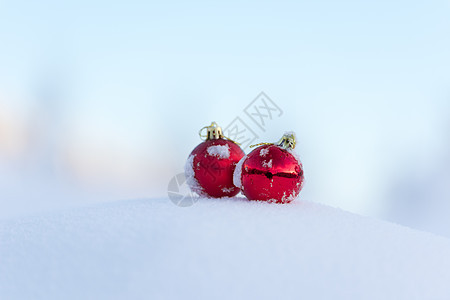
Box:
[185,122,304,203]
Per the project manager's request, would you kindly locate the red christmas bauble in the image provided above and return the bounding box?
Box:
[185,138,245,198]
[234,144,304,203]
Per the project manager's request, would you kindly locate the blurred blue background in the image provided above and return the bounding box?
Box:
[0,0,449,235]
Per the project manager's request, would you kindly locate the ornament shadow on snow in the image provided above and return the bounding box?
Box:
[167,173,198,207]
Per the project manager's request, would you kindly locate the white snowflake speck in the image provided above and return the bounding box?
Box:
[260,148,270,157]
[262,159,273,168]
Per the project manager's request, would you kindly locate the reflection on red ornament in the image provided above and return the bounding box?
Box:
[185,122,245,198]
[234,133,304,203]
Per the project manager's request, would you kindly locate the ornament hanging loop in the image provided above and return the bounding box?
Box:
[198,126,209,140]
[249,142,272,148]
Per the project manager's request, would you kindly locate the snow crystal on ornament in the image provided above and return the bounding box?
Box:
[207,144,230,159]
[260,148,269,157]
[284,131,296,136]
[262,159,273,169]
[233,155,247,189]
[184,154,206,197]
[222,187,234,193]
[281,190,298,204]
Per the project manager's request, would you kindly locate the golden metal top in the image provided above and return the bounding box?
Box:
[199,122,224,140]
[277,132,296,150]
[250,131,296,150]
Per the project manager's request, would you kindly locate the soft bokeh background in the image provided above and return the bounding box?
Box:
[0,0,449,235]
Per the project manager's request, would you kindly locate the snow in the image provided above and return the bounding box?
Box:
[283,131,296,137]
[260,147,270,157]
[184,154,205,197]
[262,159,273,168]
[1,198,450,300]
[221,187,234,193]
[206,144,230,159]
[233,155,247,189]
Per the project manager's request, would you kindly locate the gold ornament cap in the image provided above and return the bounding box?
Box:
[250,131,296,150]
[199,122,224,140]
[277,131,296,150]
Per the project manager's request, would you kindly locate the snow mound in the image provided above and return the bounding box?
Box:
[184,154,205,197]
[233,155,247,189]
[206,144,230,159]
[1,198,450,300]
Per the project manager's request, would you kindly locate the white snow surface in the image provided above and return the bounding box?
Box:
[206,144,230,159]
[1,198,450,300]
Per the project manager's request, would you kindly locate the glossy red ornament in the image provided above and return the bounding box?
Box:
[185,122,245,198]
[234,133,304,203]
